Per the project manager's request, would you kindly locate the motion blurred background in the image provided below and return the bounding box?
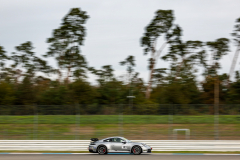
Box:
[0,0,240,141]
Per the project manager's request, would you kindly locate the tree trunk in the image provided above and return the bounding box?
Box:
[145,60,155,99]
[66,67,71,84]
[57,69,62,82]
[145,42,167,99]
[228,45,240,87]
[15,70,22,84]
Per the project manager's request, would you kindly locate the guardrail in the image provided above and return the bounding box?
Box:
[0,140,240,151]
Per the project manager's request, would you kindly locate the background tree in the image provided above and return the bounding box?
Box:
[89,65,123,104]
[1,8,240,113]
[0,46,8,66]
[152,68,167,86]
[227,71,240,104]
[8,41,52,104]
[0,81,15,105]
[44,8,89,83]
[205,38,229,76]
[141,9,181,99]
[162,40,205,79]
[152,39,204,105]
[151,62,201,104]
[0,46,9,80]
[37,85,74,105]
[89,65,114,85]
[11,41,51,82]
[119,55,137,106]
[69,79,97,104]
[119,55,136,84]
[201,73,228,105]
[200,38,229,112]
[229,17,240,81]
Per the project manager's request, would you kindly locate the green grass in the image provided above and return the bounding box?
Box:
[0,115,240,140]
[0,115,240,124]
[1,123,240,140]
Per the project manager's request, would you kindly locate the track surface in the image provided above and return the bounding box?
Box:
[0,154,240,160]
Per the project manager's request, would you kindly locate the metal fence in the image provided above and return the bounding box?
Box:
[0,104,240,140]
[2,140,240,151]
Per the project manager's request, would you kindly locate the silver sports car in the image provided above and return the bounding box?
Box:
[88,136,152,155]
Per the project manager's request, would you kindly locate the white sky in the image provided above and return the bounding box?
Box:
[0,0,240,84]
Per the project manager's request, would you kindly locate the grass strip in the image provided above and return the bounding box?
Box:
[0,115,240,124]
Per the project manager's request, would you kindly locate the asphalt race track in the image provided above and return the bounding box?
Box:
[0,154,240,160]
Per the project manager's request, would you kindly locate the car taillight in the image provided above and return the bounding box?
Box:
[151,148,152,150]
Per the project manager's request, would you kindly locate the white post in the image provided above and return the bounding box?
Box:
[173,129,190,140]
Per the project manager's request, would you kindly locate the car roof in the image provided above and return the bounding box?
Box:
[102,136,125,140]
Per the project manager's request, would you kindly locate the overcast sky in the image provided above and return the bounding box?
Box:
[0,0,240,84]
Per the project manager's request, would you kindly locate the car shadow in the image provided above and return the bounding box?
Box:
[90,153,151,156]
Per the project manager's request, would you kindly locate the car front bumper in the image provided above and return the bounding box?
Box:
[141,146,152,153]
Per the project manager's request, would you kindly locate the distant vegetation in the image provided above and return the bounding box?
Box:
[0,8,240,111]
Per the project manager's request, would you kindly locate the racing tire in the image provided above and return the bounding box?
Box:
[97,145,108,155]
[132,145,142,155]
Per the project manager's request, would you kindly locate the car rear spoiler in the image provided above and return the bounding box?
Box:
[91,138,98,141]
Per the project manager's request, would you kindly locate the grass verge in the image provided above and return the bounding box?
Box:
[0,115,240,124]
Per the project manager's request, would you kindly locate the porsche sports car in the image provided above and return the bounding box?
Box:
[88,136,152,155]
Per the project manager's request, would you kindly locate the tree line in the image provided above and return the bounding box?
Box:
[0,8,240,107]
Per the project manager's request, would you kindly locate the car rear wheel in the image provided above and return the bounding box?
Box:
[98,145,108,155]
[132,145,141,155]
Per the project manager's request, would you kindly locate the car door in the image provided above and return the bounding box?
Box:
[112,138,129,151]
[104,138,115,151]
[110,138,119,151]
[119,139,131,151]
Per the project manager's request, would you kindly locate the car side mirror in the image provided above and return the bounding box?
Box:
[122,141,126,144]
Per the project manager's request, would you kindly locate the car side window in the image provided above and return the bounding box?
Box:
[120,139,126,142]
[103,139,109,142]
[104,138,113,142]
[112,138,122,142]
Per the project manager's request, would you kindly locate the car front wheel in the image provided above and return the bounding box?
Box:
[132,145,141,155]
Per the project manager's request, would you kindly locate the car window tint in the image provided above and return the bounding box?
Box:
[120,139,125,142]
[112,138,116,142]
[116,138,121,142]
[104,138,126,142]
[103,139,112,142]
